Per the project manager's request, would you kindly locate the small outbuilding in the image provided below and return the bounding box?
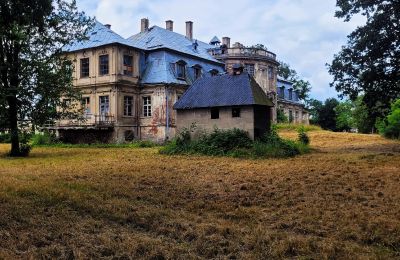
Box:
[174,70,274,140]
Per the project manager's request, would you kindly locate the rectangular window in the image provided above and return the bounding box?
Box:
[194,67,202,80]
[295,111,299,121]
[232,107,241,118]
[124,96,133,116]
[279,87,285,99]
[99,96,109,115]
[245,64,255,76]
[289,89,293,100]
[289,110,293,123]
[268,66,274,79]
[123,55,133,76]
[143,96,152,117]
[99,54,109,75]
[211,107,219,119]
[81,97,91,114]
[176,63,186,79]
[80,58,89,78]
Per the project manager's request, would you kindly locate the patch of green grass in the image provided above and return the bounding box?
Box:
[276,123,322,132]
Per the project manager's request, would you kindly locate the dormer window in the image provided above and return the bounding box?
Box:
[192,65,202,80]
[176,60,186,79]
[209,69,219,77]
[289,89,293,100]
[279,86,285,99]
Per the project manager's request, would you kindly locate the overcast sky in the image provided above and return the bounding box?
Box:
[76,0,365,101]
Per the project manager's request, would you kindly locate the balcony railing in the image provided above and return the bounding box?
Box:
[46,114,115,129]
[212,47,277,61]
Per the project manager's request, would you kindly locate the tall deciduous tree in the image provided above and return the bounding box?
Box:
[0,0,92,156]
[278,61,312,102]
[328,0,400,124]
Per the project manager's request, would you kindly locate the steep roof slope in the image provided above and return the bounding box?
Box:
[127,26,222,63]
[63,21,137,52]
[174,73,274,109]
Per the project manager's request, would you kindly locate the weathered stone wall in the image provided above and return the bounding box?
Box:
[176,106,256,139]
[278,102,309,124]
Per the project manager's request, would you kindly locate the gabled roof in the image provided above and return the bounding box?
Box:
[63,21,136,52]
[210,36,221,44]
[174,73,274,109]
[127,26,222,63]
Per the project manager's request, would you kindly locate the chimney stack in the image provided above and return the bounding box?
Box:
[222,37,231,48]
[104,24,111,29]
[186,21,193,41]
[141,18,149,33]
[166,20,173,31]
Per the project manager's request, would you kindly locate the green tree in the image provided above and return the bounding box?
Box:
[317,98,340,131]
[328,0,400,126]
[0,0,92,156]
[352,96,375,133]
[278,61,312,102]
[335,100,354,131]
[307,98,323,125]
[376,99,400,139]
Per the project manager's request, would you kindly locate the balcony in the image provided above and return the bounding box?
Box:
[45,114,115,130]
[212,47,277,62]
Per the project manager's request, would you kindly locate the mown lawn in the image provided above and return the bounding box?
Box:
[0,131,399,259]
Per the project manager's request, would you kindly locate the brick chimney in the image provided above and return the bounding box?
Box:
[222,37,230,48]
[166,20,173,31]
[141,18,149,33]
[186,21,193,41]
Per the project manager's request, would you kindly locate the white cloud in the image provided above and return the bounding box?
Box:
[77,0,365,100]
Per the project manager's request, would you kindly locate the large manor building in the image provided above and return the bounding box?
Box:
[52,19,308,143]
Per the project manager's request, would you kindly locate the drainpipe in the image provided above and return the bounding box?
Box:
[165,85,170,141]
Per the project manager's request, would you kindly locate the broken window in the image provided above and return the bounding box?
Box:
[81,97,91,115]
[124,96,133,116]
[80,58,89,78]
[245,64,255,76]
[211,107,219,119]
[193,66,202,80]
[143,96,152,117]
[123,55,133,76]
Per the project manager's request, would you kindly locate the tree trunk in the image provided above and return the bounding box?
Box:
[7,95,19,156]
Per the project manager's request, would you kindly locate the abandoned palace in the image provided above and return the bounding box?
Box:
[51,18,309,143]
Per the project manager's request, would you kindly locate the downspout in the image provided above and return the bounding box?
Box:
[165,84,170,141]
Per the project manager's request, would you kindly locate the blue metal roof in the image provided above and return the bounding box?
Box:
[127,26,222,64]
[63,21,137,52]
[174,73,274,109]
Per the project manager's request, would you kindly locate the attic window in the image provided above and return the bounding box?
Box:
[192,65,202,80]
[209,69,219,77]
[176,60,186,79]
[211,107,219,119]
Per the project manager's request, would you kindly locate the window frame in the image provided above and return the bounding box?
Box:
[193,66,202,80]
[142,96,152,117]
[123,96,133,117]
[176,61,186,79]
[80,58,90,78]
[99,54,109,76]
[211,107,219,119]
[123,54,134,76]
[232,107,241,118]
[81,97,91,115]
[268,66,274,80]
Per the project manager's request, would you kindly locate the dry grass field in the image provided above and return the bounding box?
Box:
[0,130,400,259]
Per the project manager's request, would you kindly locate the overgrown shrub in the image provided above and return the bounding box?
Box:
[161,126,310,159]
[31,131,57,146]
[297,126,310,145]
[276,123,321,132]
[0,133,10,143]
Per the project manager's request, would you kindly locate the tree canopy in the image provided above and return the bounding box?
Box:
[0,0,92,156]
[328,0,400,123]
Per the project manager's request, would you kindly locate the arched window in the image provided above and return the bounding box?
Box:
[176,60,187,79]
[209,69,219,77]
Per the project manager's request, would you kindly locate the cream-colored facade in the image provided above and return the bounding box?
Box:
[54,44,186,143]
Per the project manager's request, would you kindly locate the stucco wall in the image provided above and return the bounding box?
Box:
[176,106,256,140]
